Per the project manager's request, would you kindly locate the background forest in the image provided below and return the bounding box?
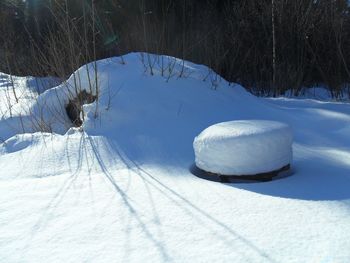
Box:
[1,0,350,97]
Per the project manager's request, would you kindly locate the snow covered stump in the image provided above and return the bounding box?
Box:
[193,120,293,182]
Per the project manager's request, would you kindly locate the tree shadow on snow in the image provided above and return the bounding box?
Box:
[85,135,173,262]
[231,145,350,201]
[84,134,279,263]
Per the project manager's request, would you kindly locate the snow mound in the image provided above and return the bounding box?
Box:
[2,52,263,142]
[193,120,293,175]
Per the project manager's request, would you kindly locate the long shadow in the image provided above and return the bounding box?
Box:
[105,139,278,263]
[85,135,171,262]
[20,133,85,259]
[232,150,350,201]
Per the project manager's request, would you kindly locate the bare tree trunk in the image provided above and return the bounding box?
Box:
[92,0,99,119]
[272,0,277,96]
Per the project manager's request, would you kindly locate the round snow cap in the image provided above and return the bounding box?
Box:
[193,120,293,176]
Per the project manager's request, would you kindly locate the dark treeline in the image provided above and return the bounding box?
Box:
[1,0,350,96]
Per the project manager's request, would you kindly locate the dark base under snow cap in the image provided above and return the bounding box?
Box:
[190,164,291,183]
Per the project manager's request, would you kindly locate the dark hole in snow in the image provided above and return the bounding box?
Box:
[66,90,96,127]
[190,164,292,183]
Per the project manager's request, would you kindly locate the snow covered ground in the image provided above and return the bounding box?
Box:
[1,53,350,262]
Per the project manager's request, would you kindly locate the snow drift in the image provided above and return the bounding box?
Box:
[1,52,277,163]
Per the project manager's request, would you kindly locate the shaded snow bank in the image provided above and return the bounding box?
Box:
[283,86,350,101]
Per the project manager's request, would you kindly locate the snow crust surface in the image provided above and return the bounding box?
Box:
[194,120,293,175]
[1,53,350,263]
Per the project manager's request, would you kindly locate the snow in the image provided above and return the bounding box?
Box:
[0,72,61,141]
[283,86,350,101]
[0,53,350,262]
[193,120,293,175]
